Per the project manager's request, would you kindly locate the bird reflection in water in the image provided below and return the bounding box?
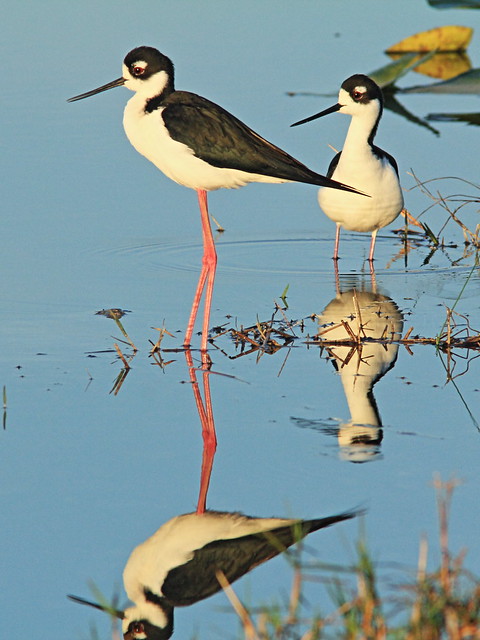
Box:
[70,347,361,638]
[69,507,359,639]
[316,274,403,462]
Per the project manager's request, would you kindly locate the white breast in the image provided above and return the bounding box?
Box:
[318,114,403,233]
[319,154,403,232]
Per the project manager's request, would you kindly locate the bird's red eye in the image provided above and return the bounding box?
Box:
[132,622,145,634]
[353,91,362,100]
[132,66,146,76]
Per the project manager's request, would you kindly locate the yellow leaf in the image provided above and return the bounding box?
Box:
[386,26,473,53]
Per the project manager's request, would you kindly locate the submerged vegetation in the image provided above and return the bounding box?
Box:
[216,477,480,639]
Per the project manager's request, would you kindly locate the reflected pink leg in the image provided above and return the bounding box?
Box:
[369,229,378,262]
[185,350,217,515]
[333,259,340,294]
[184,189,218,351]
[196,355,217,514]
[333,223,341,261]
[369,259,377,288]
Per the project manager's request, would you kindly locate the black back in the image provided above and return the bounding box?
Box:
[160,91,347,186]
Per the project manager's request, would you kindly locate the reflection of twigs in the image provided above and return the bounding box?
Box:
[388,208,432,269]
[436,256,479,347]
[113,343,130,369]
[149,325,176,370]
[209,305,480,387]
[3,386,6,430]
[84,369,93,393]
[437,351,480,432]
[109,366,131,396]
[109,344,135,395]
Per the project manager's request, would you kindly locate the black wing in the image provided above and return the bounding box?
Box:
[161,510,358,606]
[372,145,400,176]
[327,146,398,179]
[161,91,363,193]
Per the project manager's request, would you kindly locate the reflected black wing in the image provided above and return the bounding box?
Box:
[161,91,363,193]
[162,511,358,606]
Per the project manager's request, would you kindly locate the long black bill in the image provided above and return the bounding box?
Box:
[291,102,342,127]
[68,594,125,619]
[68,77,125,102]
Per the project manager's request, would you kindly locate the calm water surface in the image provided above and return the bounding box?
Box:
[2,1,480,638]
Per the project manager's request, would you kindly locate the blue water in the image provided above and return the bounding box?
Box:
[2,1,480,638]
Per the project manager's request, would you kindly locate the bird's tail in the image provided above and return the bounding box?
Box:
[314,176,369,196]
[305,508,364,535]
[261,508,363,553]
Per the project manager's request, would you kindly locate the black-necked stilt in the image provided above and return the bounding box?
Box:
[69,47,365,351]
[69,508,359,639]
[291,74,403,263]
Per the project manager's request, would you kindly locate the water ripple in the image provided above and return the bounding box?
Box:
[86,235,480,281]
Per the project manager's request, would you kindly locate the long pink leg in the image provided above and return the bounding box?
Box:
[369,229,378,262]
[333,223,341,260]
[183,189,218,351]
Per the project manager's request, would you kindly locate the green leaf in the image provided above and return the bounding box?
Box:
[400,68,480,93]
[369,52,435,87]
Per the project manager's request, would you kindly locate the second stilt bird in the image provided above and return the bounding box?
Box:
[292,74,403,263]
[69,47,365,350]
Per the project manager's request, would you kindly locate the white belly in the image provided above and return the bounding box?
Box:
[318,157,403,233]
[123,97,286,191]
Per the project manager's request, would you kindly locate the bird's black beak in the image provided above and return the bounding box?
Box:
[68,594,125,619]
[291,102,342,127]
[67,77,125,102]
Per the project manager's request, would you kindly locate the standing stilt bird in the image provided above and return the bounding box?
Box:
[291,74,403,263]
[68,47,365,350]
[69,508,360,639]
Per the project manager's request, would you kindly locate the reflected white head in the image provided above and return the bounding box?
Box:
[122,601,173,640]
